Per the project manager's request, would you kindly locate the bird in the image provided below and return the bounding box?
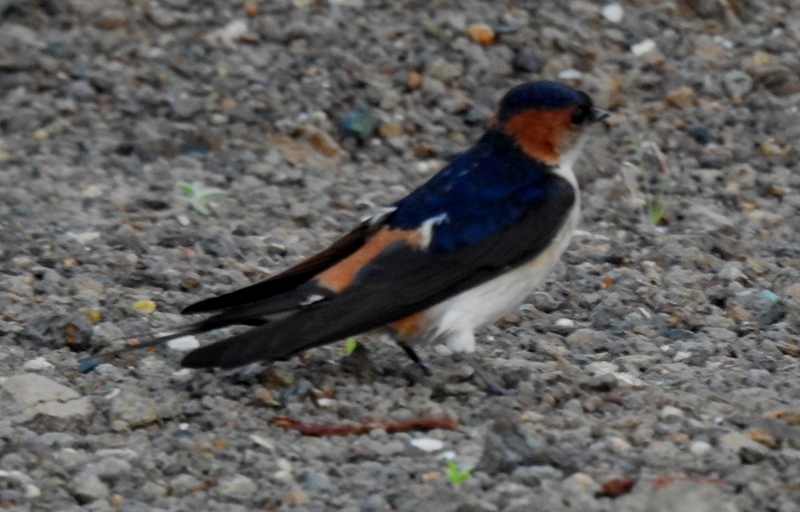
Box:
[106,81,608,375]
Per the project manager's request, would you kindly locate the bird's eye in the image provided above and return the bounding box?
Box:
[571,105,591,125]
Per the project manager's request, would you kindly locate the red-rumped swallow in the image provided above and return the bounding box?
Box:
[109,81,608,371]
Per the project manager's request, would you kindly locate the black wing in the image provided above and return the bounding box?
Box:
[181,176,575,368]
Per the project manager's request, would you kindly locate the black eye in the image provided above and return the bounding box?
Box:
[571,105,591,125]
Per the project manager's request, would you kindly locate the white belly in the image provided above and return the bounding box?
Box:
[426,196,580,353]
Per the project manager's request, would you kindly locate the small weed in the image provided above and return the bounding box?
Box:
[445,459,472,487]
[345,337,358,355]
[177,181,225,216]
[620,129,672,227]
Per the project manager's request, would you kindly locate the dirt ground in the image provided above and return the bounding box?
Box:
[2,1,800,511]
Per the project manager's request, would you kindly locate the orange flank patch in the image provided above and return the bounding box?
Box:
[502,108,573,165]
[316,227,422,292]
[390,310,428,338]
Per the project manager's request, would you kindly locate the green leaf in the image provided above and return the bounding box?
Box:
[345,337,358,355]
[445,459,471,487]
[177,181,226,216]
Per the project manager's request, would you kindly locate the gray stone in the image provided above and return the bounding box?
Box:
[71,472,110,504]
[109,391,159,429]
[217,474,258,502]
[1,373,93,419]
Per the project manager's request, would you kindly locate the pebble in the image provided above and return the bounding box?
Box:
[167,335,200,351]
[631,39,657,56]
[602,3,624,23]
[690,441,713,456]
[218,474,258,501]
[282,486,310,506]
[410,438,445,452]
[2,373,94,418]
[109,391,159,429]
[71,472,110,503]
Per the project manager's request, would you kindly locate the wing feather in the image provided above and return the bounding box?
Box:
[181,174,575,368]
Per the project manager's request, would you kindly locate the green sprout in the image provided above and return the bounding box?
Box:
[177,181,225,216]
[345,337,358,355]
[621,129,672,227]
[445,459,472,487]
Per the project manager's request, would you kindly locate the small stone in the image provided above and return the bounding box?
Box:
[610,437,632,453]
[0,471,40,499]
[602,3,624,23]
[409,438,444,452]
[688,125,711,144]
[218,474,258,502]
[110,391,159,429]
[689,440,712,455]
[513,46,543,72]
[511,465,564,487]
[340,107,378,139]
[407,71,422,90]
[378,122,404,138]
[303,471,334,494]
[723,70,753,98]
[427,58,464,82]
[745,428,777,449]
[660,406,684,419]
[631,39,657,56]
[282,486,310,506]
[563,472,598,501]
[133,300,157,313]
[666,86,694,108]
[23,357,53,371]
[304,127,342,157]
[170,474,202,496]
[558,69,582,80]
[71,473,109,504]
[466,23,495,45]
[168,335,200,352]
[720,431,769,460]
[2,373,94,418]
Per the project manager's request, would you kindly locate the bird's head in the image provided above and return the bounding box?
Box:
[495,81,608,167]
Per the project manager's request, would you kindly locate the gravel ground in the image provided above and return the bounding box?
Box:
[2,0,800,511]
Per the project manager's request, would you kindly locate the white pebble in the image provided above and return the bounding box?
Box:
[67,231,101,244]
[177,215,190,226]
[558,69,582,80]
[631,39,657,56]
[602,3,624,23]
[674,351,692,361]
[167,335,200,352]
[409,438,444,452]
[249,434,276,451]
[23,357,53,370]
[660,405,684,419]
[690,440,712,455]
[316,398,334,407]
[555,318,575,328]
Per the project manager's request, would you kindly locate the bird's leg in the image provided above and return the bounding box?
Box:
[459,352,517,396]
[396,340,432,376]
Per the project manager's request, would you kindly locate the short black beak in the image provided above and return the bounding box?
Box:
[591,108,610,123]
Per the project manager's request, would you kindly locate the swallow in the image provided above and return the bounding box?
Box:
[109,81,608,373]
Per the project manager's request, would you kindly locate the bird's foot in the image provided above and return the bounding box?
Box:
[396,341,433,377]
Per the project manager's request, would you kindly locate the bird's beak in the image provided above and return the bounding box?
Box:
[591,108,610,123]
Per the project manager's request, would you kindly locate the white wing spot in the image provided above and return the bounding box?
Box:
[299,294,325,307]
[418,213,449,249]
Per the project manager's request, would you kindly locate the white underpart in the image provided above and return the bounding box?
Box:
[427,157,581,354]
